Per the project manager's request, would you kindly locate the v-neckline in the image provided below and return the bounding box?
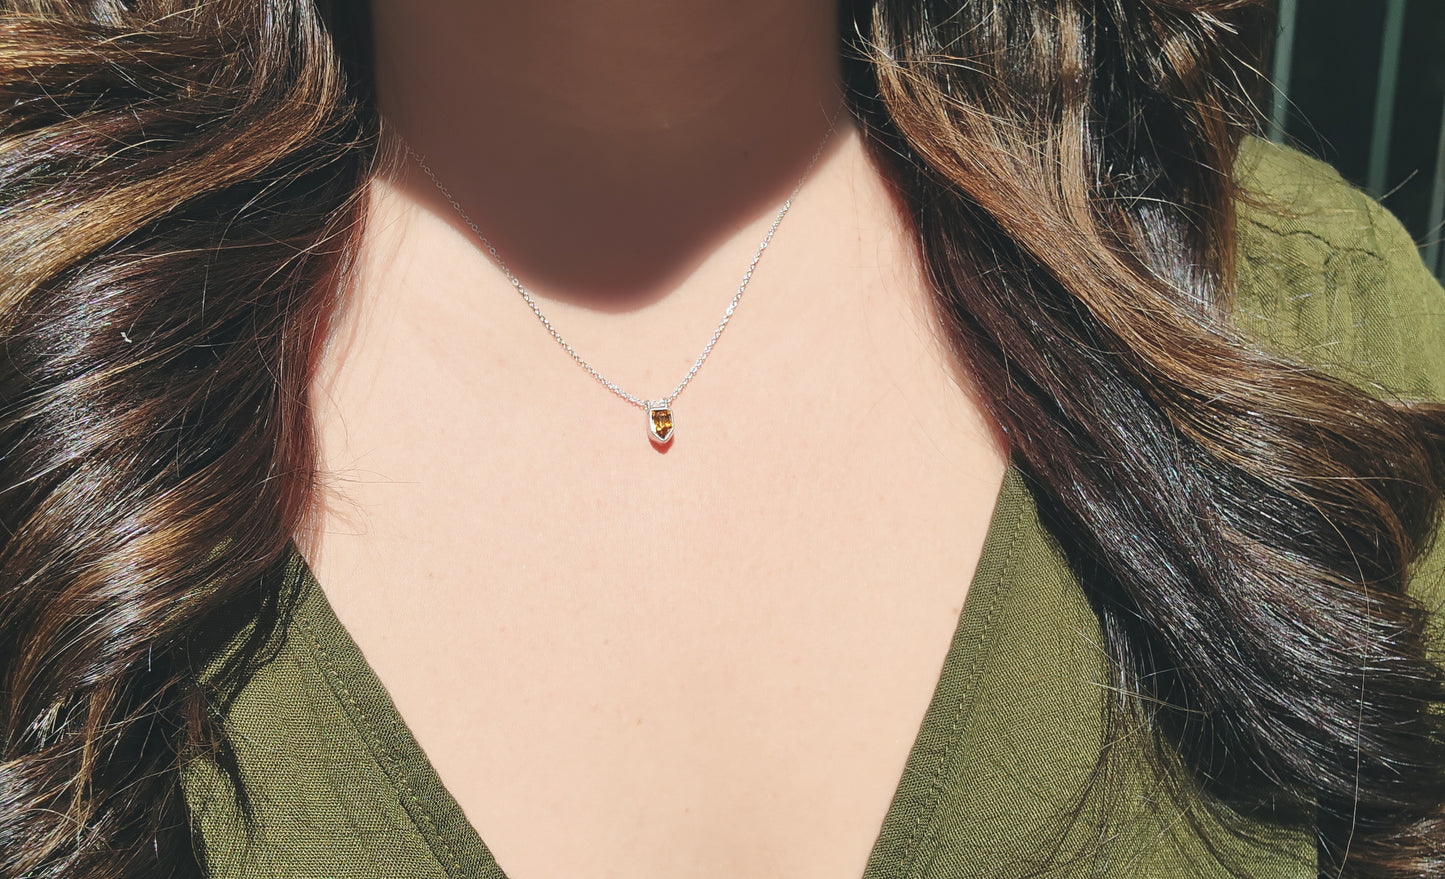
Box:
[292,465,1031,879]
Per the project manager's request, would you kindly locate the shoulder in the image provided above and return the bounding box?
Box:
[1230,137,1445,630]
[1230,136,1445,403]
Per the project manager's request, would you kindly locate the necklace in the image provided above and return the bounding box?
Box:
[407,123,834,446]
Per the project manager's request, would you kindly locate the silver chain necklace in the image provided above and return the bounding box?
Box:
[407,122,834,446]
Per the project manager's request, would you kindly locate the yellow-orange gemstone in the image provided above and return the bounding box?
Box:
[648,406,674,444]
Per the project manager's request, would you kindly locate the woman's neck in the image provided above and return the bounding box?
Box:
[369,0,844,302]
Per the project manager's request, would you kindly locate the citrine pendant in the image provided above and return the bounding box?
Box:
[647,404,674,445]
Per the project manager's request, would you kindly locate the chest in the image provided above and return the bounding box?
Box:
[304,352,1007,878]
[312,477,1002,879]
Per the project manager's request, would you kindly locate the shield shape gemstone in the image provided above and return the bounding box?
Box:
[648,405,675,444]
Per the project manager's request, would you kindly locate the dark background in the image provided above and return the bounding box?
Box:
[1272,0,1445,277]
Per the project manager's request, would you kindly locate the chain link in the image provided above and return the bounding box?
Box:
[407,121,836,411]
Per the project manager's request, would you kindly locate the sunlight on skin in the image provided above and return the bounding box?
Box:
[306,4,1009,879]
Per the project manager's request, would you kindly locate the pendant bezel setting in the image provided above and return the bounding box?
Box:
[647,404,675,445]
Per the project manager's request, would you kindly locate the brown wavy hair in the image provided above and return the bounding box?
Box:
[1,0,1442,877]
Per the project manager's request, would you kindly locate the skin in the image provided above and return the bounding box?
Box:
[304,2,1009,877]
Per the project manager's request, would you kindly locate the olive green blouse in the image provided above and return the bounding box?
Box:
[183,139,1445,879]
